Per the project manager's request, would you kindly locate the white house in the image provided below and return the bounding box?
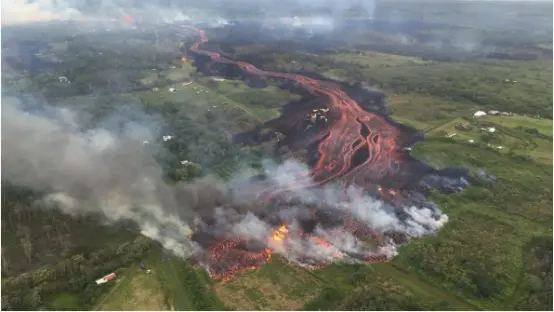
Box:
[95,273,117,285]
[474,111,487,117]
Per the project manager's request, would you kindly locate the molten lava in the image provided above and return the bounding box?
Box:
[180,24,468,280]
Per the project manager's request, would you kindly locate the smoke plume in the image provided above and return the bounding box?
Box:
[1,96,202,257]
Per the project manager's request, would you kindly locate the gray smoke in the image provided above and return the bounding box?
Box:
[1,96,204,257]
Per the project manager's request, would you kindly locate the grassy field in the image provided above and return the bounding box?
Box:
[95,270,169,311]
[214,257,325,310]
[92,249,226,311]
[479,115,552,136]
[325,52,431,68]
[425,115,552,164]
[387,92,478,131]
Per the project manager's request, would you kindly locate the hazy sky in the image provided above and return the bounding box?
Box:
[2,0,551,25]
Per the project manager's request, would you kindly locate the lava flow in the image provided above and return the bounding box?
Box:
[180,24,469,280]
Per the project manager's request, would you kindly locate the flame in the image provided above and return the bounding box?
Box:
[313,236,332,248]
[181,57,188,63]
[272,224,289,241]
[124,15,133,23]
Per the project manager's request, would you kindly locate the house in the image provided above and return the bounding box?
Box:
[168,87,176,93]
[95,273,117,285]
[487,127,496,133]
[488,110,500,115]
[473,111,487,117]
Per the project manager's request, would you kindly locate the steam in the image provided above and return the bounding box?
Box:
[218,159,450,265]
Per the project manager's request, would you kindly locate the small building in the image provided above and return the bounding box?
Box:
[169,87,176,93]
[95,273,117,285]
[487,127,496,133]
[162,135,173,142]
[468,139,474,143]
[488,110,500,115]
[473,111,487,117]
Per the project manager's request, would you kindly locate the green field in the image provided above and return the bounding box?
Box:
[325,52,431,68]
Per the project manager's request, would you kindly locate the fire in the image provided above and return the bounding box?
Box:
[124,15,133,23]
[312,236,332,248]
[272,224,289,241]
[181,57,188,63]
